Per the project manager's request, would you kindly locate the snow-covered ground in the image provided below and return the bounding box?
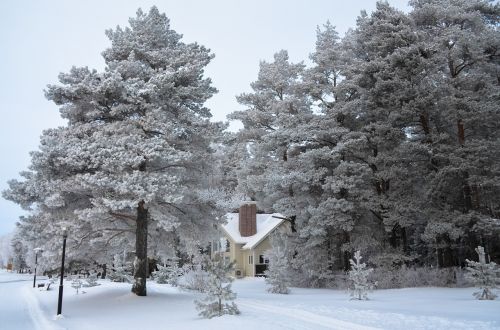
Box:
[1,270,499,330]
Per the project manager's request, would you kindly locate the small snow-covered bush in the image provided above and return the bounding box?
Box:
[348,250,375,300]
[153,258,184,286]
[370,266,458,289]
[466,246,499,300]
[108,254,132,283]
[71,277,83,294]
[180,264,209,292]
[84,272,100,287]
[194,255,240,319]
[265,233,291,294]
[152,263,169,284]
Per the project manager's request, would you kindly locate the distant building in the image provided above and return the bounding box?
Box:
[211,202,291,277]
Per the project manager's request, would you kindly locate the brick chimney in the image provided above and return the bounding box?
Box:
[239,202,257,237]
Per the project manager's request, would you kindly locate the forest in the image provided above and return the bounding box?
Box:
[3,0,500,293]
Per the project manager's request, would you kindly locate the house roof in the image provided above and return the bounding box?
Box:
[221,213,285,250]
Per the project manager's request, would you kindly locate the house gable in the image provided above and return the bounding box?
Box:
[221,212,285,246]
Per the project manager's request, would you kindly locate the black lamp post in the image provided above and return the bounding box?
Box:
[32,248,43,288]
[57,228,68,316]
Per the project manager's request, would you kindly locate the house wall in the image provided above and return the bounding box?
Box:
[232,243,245,275]
[220,221,291,277]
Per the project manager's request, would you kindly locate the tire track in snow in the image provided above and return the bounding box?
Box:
[239,299,381,330]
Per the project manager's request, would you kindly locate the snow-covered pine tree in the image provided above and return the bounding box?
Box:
[410,0,500,267]
[348,250,374,300]
[71,277,83,294]
[165,257,183,287]
[194,255,240,319]
[465,246,499,300]
[152,263,169,284]
[108,254,132,283]
[3,6,225,296]
[264,233,292,294]
[153,257,183,285]
[228,50,311,210]
[335,1,423,267]
[85,272,100,287]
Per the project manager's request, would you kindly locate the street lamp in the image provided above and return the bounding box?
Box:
[57,227,68,316]
[32,248,43,288]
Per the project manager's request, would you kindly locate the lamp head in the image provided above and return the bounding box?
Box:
[62,227,68,238]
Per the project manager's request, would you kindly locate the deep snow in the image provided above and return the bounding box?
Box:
[1,270,499,330]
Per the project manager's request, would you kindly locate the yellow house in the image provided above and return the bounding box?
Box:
[212,202,290,277]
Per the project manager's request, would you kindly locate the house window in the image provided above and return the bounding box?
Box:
[259,255,269,264]
[248,255,253,265]
[225,239,230,252]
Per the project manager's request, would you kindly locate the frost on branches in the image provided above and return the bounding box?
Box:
[85,272,100,287]
[153,263,169,284]
[153,258,183,286]
[71,277,83,294]
[108,254,132,283]
[265,233,291,294]
[348,250,375,300]
[2,6,224,297]
[194,255,240,319]
[465,246,499,300]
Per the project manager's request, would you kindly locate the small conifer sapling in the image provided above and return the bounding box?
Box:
[465,246,499,300]
[194,255,240,319]
[348,250,374,300]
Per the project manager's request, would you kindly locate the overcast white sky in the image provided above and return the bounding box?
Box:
[0,0,410,236]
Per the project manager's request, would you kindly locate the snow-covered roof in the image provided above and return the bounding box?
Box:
[221,213,285,250]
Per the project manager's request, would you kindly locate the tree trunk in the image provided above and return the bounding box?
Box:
[101,264,107,279]
[132,200,148,296]
[457,119,465,146]
[463,173,472,212]
[342,231,351,271]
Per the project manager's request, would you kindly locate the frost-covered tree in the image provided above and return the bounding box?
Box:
[348,250,375,300]
[265,233,292,294]
[152,258,183,285]
[465,246,499,300]
[303,21,342,112]
[166,257,183,287]
[335,2,425,266]
[228,50,311,208]
[194,255,240,319]
[108,254,132,283]
[3,7,225,296]
[409,0,500,266]
[0,233,13,268]
[71,277,83,294]
[152,263,169,284]
[85,272,100,287]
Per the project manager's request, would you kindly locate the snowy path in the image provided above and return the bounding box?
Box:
[0,272,62,330]
[239,299,381,330]
[0,275,36,329]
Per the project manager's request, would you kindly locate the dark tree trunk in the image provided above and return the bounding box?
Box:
[457,119,465,146]
[401,227,408,254]
[462,171,472,212]
[419,113,431,136]
[132,200,148,296]
[341,231,351,271]
[101,264,107,279]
